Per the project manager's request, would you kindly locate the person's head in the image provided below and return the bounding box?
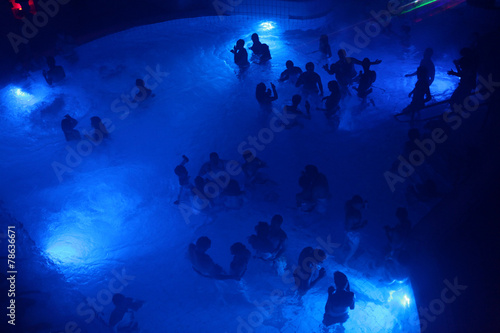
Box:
[328,80,340,93]
[408,128,420,141]
[362,58,371,71]
[136,78,145,87]
[196,236,211,252]
[64,114,71,119]
[285,60,294,69]
[174,165,188,177]
[424,48,433,59]
[112,293,126,307]
[251,33,260,43]
[304,165,319,177]
[305,62,315,72]
[209,152,219,165]
[46,56,56,69]
[396,207,408,220]
[338,49,347,59]
[242,149,255,162]
[271,214,283,228]
[291,94,302,106]
[334,271,349,290]
[255,221,270,236]
[230,242,247,255]
[90,116,102,129]
[350,195,365,209]
[315,249,327,263]
[236,39,245,49]
[320,34,329,44]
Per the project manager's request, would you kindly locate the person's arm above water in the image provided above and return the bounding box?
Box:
[270,83,278,101]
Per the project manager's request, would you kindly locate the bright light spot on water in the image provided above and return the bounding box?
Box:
[402,294,411,307]
[259,21,275,31]
[11,87,35,105]
[46,234,88,264]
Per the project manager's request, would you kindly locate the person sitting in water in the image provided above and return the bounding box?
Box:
[278,60,303,83]
[296,62,324,104]
[283,94,311,129]
[229,242,251,280]
[319,34,332,58]
[343,195,368,265]
[43,56,65,85]
[221,179,245,209]
[85,116,110,143]
[256,82,278,113]
[296,165,329,212]
[268,214,287,257]
[174,155,191,205]
[249,33,271,63]
[293,247,327,294]
[317,80,342,129]
[353,58,378,105]
[61,114,81,141]
[241,150,268,185]
[199,152,226,177]
[134,79,154,102]
[230,39,250,67]
[405,47,435,86]
[248,222,277,260]
[402,66,432,126]
[188,236,226,278]
[322,271,355,329]
[109,293,144,333]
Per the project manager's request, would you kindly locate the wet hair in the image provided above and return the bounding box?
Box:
[334,271,348,290]
[136,79,145,87]
[304,165,319,175]
[328,80,340,93]
[209,152,219,162]
[174,165,187,177]
[286,60,294,69]
[362,58,371,70]
[271,214,283,226]
[292,94,302,106]
[320,34,329,43]
[112,293,126,306]
[315,249,327,262]
[256,82,267,101]
[251,33,259,42]
[230,242,247,255]
[305,62,315,71]
[236,39,245,48]
[242,150,255,161]
[196,236,211,251]
[338,49,347,58]
[90,116,102,128]
[255,221,270,235]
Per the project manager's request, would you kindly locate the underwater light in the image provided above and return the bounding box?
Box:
[46,235,88,265]
[11,87,35,105]
[401,294,411,307]
[389,288,412,308]
[259,21,275,31]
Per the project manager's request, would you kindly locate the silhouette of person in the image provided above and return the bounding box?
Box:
[174,155,190,205]
[109,293,144,332]
[42,56,65,85]
[278,60,303,83]
[343,195,368,265]
[188,236,226,278]
[402,66,432,126]
[199,152,226,177]
[296,165,329,212]
[405,48,435,86]
[61,114,81,141]
[85,116,109,142]
[353,58,379,106]
[448,47,477,109]
[294,247,327,293]
[230,39,249,67]
[249,33,271,63]
[248,221,276,260]
[241,150,268,184]
[319,34,332,58]
[317,80,342,128]
[268,214,287,256]
[229,242,251,280]
[296,62,324,97]
[134,79,154,102]
[322,271,355,329]
[256,82,278,113]
[384,207,412,256]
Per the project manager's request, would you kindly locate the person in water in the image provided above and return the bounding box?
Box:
[256,82,278,113]
[231,39,250,67]
[322,271,355,330]
[134,78,154,102]
[43,56,65,85]
[61,114,81,141]
[278,60,303,83]
[188,236,226,278]
[405,48,435,86]
[296,62,324,106]
[319,34,332,58]
[293,247,327,294]
[109,293,144,333]
[317,80,342,129]
[229,242,251,280]
[402,66,432,126]
[249,33,272,63]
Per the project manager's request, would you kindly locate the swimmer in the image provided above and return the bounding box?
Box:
[188,236,226,278]
[109,293,144,333]
[322,271,355,329]
[42,56,65,85]
[134,79,154,102]
[61,114,81,141]
[256,82,278,113]
[319,34,332,58]
[229,242,251,280]
[278,60,303,83]
[293,247,327,293]
[230,39,249,67]
[85,116,109,143]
